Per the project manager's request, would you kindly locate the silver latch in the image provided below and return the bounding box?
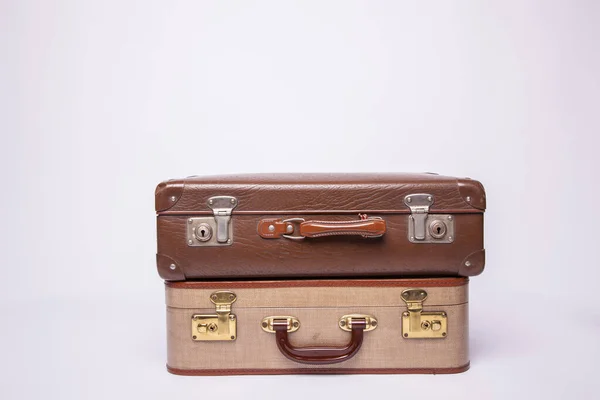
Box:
[404,194,455,244]
[404,194,433,240]
[186,196,237,247]
[207,196,238,243]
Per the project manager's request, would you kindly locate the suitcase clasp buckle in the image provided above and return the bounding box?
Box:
[186,197,238,247]
[191,291,237,341]
[405,194,455,244]
[207,196,238,244]
[401,289,447,339]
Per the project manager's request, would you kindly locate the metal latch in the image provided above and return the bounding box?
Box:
[186,196,237,247]
[401,289,447,339]
[404,194,455,244]
[208,196,237,243]
[404,194,433,240]
[191,291,237,341]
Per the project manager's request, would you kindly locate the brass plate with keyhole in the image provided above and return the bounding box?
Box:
[408,214,455,244]
[401,311,447,338]
[191,314,237,341]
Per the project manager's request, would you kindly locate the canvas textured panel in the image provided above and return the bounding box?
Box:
[165,279,469,374]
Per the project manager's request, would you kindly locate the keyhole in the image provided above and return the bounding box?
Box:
[429,220,447,239]
[436,226,441,234]
[194,223,212,242]
[200,229,206,237]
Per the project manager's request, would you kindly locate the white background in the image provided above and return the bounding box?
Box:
[2,1,599,398]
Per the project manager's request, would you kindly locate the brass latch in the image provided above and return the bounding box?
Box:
[401,289,447,339]
[191,291,237,341]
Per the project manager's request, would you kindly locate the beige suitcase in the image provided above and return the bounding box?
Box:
[165,277,469,375]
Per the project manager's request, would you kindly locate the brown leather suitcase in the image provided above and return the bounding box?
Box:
[165,277,470,375]
[156,173,486,280]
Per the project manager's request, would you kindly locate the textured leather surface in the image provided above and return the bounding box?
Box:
[459,249,486,276]
[300,218,386,238]
[458,178,486,210]
[257,218,293,238]
[156,173,486,280]
[157,214,484,279]
[156,253,185,281]
[257,216,386,239]
[156,173,487,214]
[155,180,184,213]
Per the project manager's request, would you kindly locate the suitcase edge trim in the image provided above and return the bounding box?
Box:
[165,277,469,289]
[166,363,470,376]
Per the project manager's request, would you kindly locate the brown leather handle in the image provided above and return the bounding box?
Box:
[258,216,386,239]
[273,319,366,364]
[299,219,385,238]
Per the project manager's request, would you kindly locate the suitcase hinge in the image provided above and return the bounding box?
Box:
[191,291,237,341]
[404,194,455,244]
[186,196,238,247]
[401,289,447,339]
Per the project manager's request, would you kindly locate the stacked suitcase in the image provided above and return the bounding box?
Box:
[155,173,486,375]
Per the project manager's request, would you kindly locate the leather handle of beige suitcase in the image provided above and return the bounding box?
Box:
[272,319,366,364]
[257,216,386,239]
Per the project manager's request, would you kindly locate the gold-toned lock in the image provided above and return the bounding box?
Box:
[191,291,237,341]
[401,289,447,339]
